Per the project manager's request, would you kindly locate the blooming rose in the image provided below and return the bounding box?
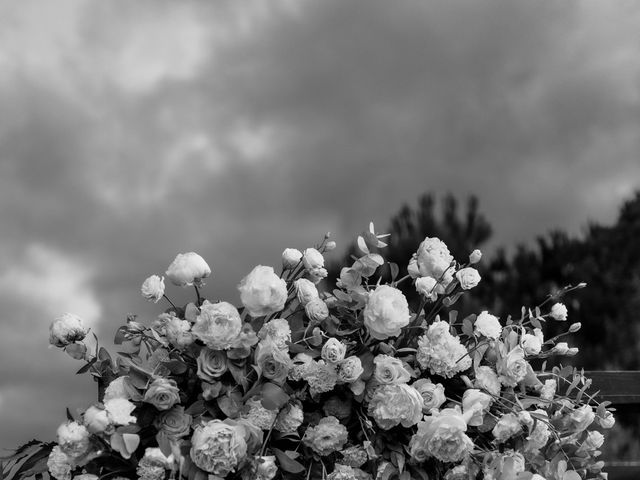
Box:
[415,276,443,301]
[141,275,165,303]
[103,376,130,401]
[282,248,302,269]
[469,249,482,264]
[238,265,287,317]
[521,329,543,355]
[295,278,319,305]
[303,416,348,455]
[305,298,329,323]
[322,338,347,364]
[497,347,528,387]
[373,355,412,384]
[104,398,136,425]
[47,446,73,480]
[190,419,248,476]
[553,342,570,354]
[409,408,473,463]
[197,348,228,381]
[492,413,522,442]
[462,389,493,426]
[49,313,88,348]
[275,402,304,433]
[474,366,501,397]
[57,421,90,458]
[256,455,278,480]
[84,405,110,434]
[155,406,192,440]
[336,356,364,383]
[583,431,605,451]
[368,384,423,429]
[166,252,211,287]
[455,267,481,290]
[255,340,293,383]
[258,318,291,350]
[550,302,568,321]
[474,311,502,339]
[192,301,242,350]
[363,285,410,340]
[414,237,454,285]
[137,448,174,480]
[570,405,595,432]
[144,378,180,410]
[412,379,446,413]
[417,321,471,378]
[163,316,194,349]
[598,410,615,429]
[340,446,368,468]
[302,248,325,270]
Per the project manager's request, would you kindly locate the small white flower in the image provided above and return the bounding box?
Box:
[104,398,137,425]
[57,421,90,458]
[305,298,329,323]
[84,405,110,433]
[598,411,615,429]
[492,413,521,443]
[294,278,319,305]
[49,313,88,348]
[582,431,604,451]
[553,342,570,355]
[166,252,211,287]
[141,275,165,303]
[455,268,481,290]
[550,302,568,321]
[474,366,501,397]
[363,285,410,340]
[325,241,337,251]
[474,311,502,339]
[469,249,482,264]
[302,248,325,270]
[322,338,347,364]
[462,389,493,426]
[282,248,303,269]
[238,265,288,318]
[415,276,443,301]
[256,455,278,480]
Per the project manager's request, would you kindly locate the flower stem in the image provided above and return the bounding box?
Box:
[163,294,177,310]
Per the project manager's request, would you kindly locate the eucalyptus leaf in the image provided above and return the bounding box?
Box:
[273,448,305,474]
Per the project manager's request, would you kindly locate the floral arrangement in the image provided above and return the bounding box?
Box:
[2,224,614,480]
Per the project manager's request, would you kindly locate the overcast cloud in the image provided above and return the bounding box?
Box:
[1,0,639,447]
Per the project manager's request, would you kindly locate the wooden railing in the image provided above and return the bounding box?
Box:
[586,371,640,480]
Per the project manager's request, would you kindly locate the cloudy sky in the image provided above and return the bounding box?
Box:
[1,0,639,448]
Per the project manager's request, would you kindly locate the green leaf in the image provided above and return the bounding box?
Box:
[76,359,96,375]
[162,360,187,375]
[185,400,207,416]
[389,262,399,282]
[217,390,242,418]
[227,361,249,393]
[260,382,289,411]
[114,326,128,345]
[272,448,305,474]
[65,343,87,360]
[156,431,173,457]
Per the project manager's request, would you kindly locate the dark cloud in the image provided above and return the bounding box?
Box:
[1,0,640,447]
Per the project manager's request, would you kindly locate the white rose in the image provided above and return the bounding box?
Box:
[49,313,88,348]
[417,321,471,378]
[368,384,423,430]
[190,420,248,476]
[325,241,337,251]
[238,265,288,317]
[497,347,528,387]
[373,355,412,384]
[294,278,319,305]
[363,285,410,340]
[166,252,211,287]
[275,402,304,433]
[305,298,329,323]
[411,379,446,413]
[455,268,481,290]
[521,332,543,355]
[415,237,454,282]
[570,405,595,432]
[104,376,130,401]
[303,416,348,455]
[192,301,242,349]
[256,455,278,480]
[322,338,347,364]
[407,257,421,279]
[137,447,174,480]
[336,356,364,383]
[469,249,482,264]
[164,316,194,349]
[598,411,615,429]
[550,302,568,321]
[409,408,473,463]
[258,318,291,350]
[462,389,493,426]
[104,398,137,425]
[282,248,302,269]
[582,431,604,451]
[84,405,110,434]
[474,366,501,396]
[539,379,556,403]
[474,311,502,339]
[47,446,73,480]
[553,342,569,355]
[415,276,443,301]
[141,275,165,303]
[302,248,325,270]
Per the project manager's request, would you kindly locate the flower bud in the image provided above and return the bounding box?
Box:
[282,248,302,269]
[325,241,337,251]
[568,322,581,333]
[141,275,165,303]
[469,249,482,264]
[566,347,579,356]
[553,342,569,355]
[549,303,568,321]
[49,313,88,348]
[302,248,325,270]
